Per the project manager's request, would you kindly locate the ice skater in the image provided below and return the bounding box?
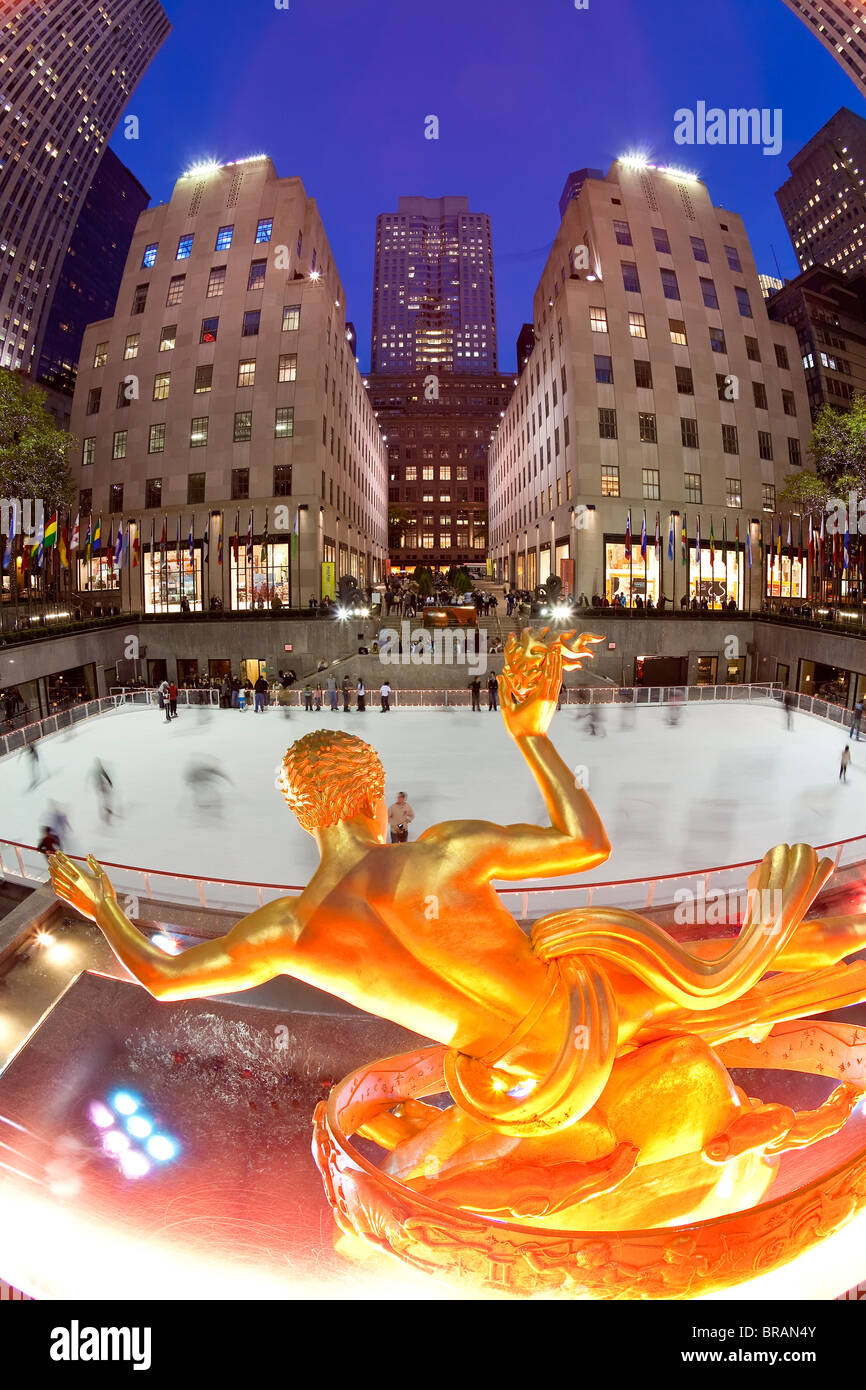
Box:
[388,791,415,844]
[91,760,114,822]
[184,758,231,816]
[380,680,391,713]
[487,674,499,712]
[850,702,863,742]
[357,678,366,712]
[342,677,352,712]
[45,802,72,849]
[314,684,323,712]
[24,742,41,789]
[327,675,338,712]
[784,690,795,732]
[254,674,269,713]
[469,676,481,711]
[841,745,852,782]
[158,679,171,723]
[37,826,60,858]
[304,686,313,711]
[168,680,178,720]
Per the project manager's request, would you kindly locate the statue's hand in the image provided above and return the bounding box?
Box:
[499,634,562,740]
[49,852,117,923]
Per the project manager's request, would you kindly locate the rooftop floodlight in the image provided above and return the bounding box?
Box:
[183,160,222,179]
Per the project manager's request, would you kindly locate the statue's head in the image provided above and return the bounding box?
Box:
[278,730,386,837]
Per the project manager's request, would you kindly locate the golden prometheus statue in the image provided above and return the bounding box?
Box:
[48,629,866,1298]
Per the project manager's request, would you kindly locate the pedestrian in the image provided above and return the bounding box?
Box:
[388,791,415,843]
[254,674,269,713]
[314,683,323,712]
[841,745,852,782]
[469,676,481,711]
[38,826,60,858]
[380,680,391,713]
[304,685,313,712]
[327,674,338,712]
[357,678,366,712]
[850,701,863,742]
[158,679,171,723]
[487,674,499,711]
[168,679,178,719]
[342,676,352,712]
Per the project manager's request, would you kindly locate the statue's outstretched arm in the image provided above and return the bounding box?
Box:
[50,852,300,1002]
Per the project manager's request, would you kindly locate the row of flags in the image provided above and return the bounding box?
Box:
[1,508,301,574]
[621,509,862,573]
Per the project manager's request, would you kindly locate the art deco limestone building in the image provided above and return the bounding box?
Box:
[488,162,812,605]
[69,157,388,611]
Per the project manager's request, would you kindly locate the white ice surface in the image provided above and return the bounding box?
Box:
[3,700,864,889]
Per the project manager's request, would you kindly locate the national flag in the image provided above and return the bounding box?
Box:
[844,515,850,570]
[217,514,223,566]
[160,515,167,558]
[260,508,269,565]
[667,513,674,562]
[654,511,660,554]
[115,522,123,569]
[84,517,92,562]
[59,518,69,571]
[132,524,140,568]
[696,514,701,564]
[745,520,752,570]
[70,513,80,554]
[758,522,764,568]
[106,521,114,569]
[798,515,803,568]
[2,500,15,570]
[31,508,44,566]
[93,516,101,555]
[820,510,825,565]
[722,515,728,561]
[150,518,155,559]
[681,512,687,566]
[202,515,209,564]
[176,514,181,565]
[188,516,194,566]
[291,508,299,558]
[44,513,57,550]
[786,518,792,559]
[122,522,130,567]
[640,510,647,561]
[776,517,782,561]
[624,509,631,560]
[246,510,253,563]
[709,516,715,567]
[232,511,239,564]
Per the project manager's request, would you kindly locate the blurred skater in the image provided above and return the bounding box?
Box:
[25,742,40,789]
[91,760,114,822]
[184,758,231,816]
[784,690,795,731]
[37,826,60,858]
[841,745,852,782]
[469,676,481,711]
[850,701,863,742]
[45,801,71,849]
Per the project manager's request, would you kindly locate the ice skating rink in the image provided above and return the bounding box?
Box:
[4,698,865,889]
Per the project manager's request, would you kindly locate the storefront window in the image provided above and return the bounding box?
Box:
[78,557,119,593]
[688,546,744,606]
[229,542,290,610]
[605,542,661,605]
[143,549,203,612]
[766,554,806,600]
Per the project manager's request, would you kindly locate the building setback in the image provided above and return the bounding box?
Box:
[0,0,170,375]
[767,264,866,416]
[776,107,866,278]
[371,196,497,374]
[69,157,387,612]
[370,371,514,572]
[780,1,866,101]
[38,147,151,396]
[488,160,811,607]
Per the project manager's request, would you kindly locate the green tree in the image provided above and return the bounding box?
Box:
[809,395,866,488]
[414,565,433,598]
[0,371,76,509]
[778,470,836,517]
[448,565,472,596]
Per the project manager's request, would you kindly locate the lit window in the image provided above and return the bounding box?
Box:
[153,372,171,401]
[642,468,660,500]
[629,312,647,339]
[247,259,266,291]
[255,218,274,244]
[176,234,194,260]
[233,411,252,443]
[763,483,775,512]
[166,275,185,306]
[275,407,294,438]
[148,424,165,454]
[282,305,300,331]
[726,477,742,508]
[93,342,108,368]
[237,359,256,388]
[216,225,234,251]
[190,416,209,447]
[124,334,139,360]
[82,437,95,466]
[601,464,619,496]
[142,242,158,268]
[278,353,297,382]
[590,306,608,333]
[159,324,177,351]
[684,472,702,504]
[207,266,226,297]
[112,430,127,460]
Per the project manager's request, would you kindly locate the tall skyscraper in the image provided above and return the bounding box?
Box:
[38,148,150,395]
[780,1,866,100]
[558,168,604,222]
[0,0,170,375]
[776,108,866,277]
[371,196,497,374]
[767,264,866,416]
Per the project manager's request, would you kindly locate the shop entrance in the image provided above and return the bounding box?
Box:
[209,658,231,685]
[798,660,850,706]
[177,658,199,687]
[633,655,687,687]
[696,656,718,686]
[241,658,267,685]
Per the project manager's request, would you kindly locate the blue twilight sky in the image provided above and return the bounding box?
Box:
[112,0,864,373]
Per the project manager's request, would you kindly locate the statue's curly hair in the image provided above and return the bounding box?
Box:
[278,730,386,833]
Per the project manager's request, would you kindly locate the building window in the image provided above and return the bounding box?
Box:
[642,468,660,500]
[82,436,95,466]
[681,418,699,449]
[194,364,212,393]
[242,309,260,337]
[789,437,802,467]
[112,430,127,460]
[752,380,768,409]
[722,424,739,454]
[598,407,617,439]
[614,219,633,245]
[406,465,417,481]
[782,390,796,416]
[601,464,620,496]
[207,266,226,297]
[745,336,761,362]
[724,245,742,272]
[247,259,267,291]
[639,412,657,443]
[282,304,300,332]
[629,311,647,339]
[594,354,613,384]
[621,261,641,293]
[652,226,671,254]
[676,365,693,394]
[109,484,124,512]
[758,430,773,460]
[142,242,158,268]
[422,464,435,481]
[148,426,165,455]
[116,379,131,409]
[726,477,742,508]
[200,317,218,344]
[86,387,101,415]
[710,327,726,354]
[763,483,775,512]
[275,406,294,438]
[278,353,297,382]
[187,473,205,505]
[93,342,108,368]
[237,358,256,387]
[660,267,680,300]
[274,465,292,497]
[124,333,139,360]
[700,276,719,309]
[166,274,185,306]
[735,286,752,318]
[775,344,790,370]
[690,235,709,263]
[159,324,177,351]
[233,411,252,442]
[255,218,274,244]
[131,283,148,315]
[152,372,171,401]
[145,478,162,508]
[684,472,702,504]
[216,225,234,251]
[190,416,208,447]
[590,305,608,333]
[669,319,687,346]
[634,359,653,389]
[231,468,249,500]
[79,488,92,513]
[176,234,194,260]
